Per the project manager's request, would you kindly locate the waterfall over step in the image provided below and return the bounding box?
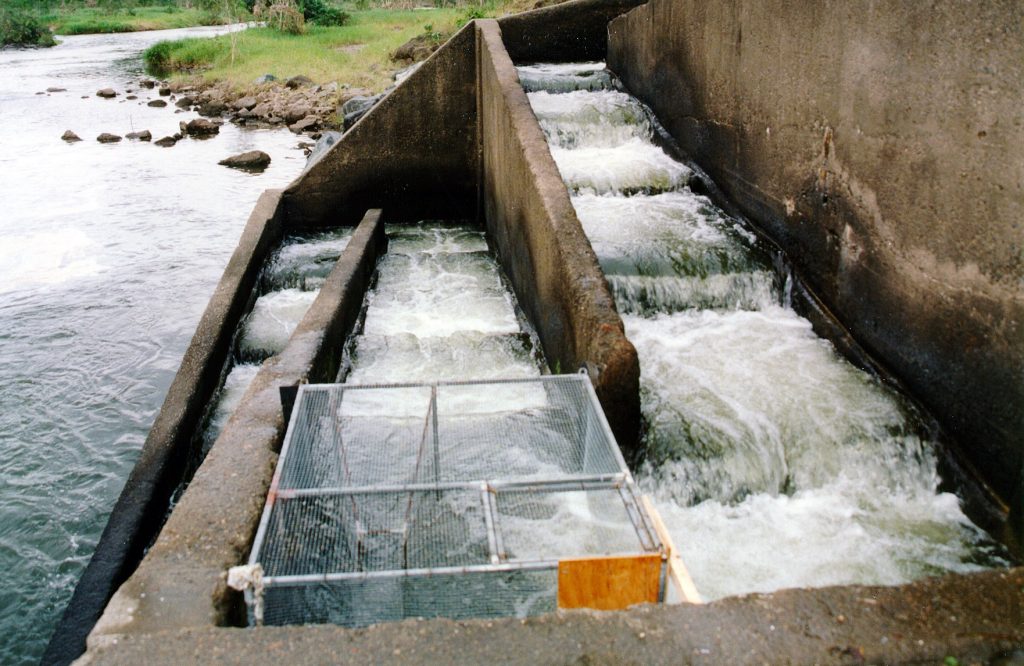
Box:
[521,62,1007,601]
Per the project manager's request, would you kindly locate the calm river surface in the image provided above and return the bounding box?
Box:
[0,26,308,663]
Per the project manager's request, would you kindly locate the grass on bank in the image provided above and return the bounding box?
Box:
[43,6,233,36]
[144,7,478,92]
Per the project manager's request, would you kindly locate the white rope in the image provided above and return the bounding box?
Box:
[227,563,265,625]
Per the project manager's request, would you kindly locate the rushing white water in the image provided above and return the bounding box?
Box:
[521,63,1006,600]
[203,229,356,446]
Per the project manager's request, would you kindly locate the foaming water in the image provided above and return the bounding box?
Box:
[0,27,307,664]
[343,223,546,415]
[204,229,355,445]
[516,62,612,93]
[520,62,1006,600]
[550,139,693,195]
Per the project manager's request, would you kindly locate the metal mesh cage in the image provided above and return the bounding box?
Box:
[247,375,665,627]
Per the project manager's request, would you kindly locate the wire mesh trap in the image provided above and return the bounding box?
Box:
[239,375,684,627]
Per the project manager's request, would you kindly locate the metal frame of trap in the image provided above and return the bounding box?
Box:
[241,374,697,627]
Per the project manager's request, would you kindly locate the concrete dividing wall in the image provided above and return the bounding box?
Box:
[478,20,641,450]
[84,211,386,649]
[283,25,478,227]
[608,0,1024,525]
[42,190,286,666]
[497,0,647,64]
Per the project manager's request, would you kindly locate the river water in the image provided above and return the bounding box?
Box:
[520,63,1008,602]
[0,26,308,664]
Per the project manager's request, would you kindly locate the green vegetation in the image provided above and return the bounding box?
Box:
[0,6,56,46]
[144,6,480,91]
[45,7,233,35]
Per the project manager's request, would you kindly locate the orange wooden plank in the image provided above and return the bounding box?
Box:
[557,554,661,610]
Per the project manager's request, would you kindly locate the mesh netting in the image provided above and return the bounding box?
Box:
[248,375,662,627]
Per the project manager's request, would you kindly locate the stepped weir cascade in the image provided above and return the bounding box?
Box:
[521,62,1009,600]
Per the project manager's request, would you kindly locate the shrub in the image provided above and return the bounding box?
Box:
[0,7,56,47]
[254,0,306,34]
[300,0,349,27]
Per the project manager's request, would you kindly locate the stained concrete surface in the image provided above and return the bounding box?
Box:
[283,25,478,227]
[478,20,641,450]
[608,0,1024,538]
[78,568,1024,665]
[85,211,385,647]
[497,0,647,64]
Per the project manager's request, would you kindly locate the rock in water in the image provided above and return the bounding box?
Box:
[175,96,194,109]
[289,115,319,133]
[125,130,152,141]
[61,130,82,142]
[140,79,156,89]
[96,133,122,143]
[218,150,272,171]
[46,87,66,93]
[154,136,177,147]
[147,99,167,108]
[96,88,117,98]
[158,86,171,96]
[184,118,220,137]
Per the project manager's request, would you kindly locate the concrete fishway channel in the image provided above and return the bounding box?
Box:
[520,62,1009,599]
[53,4,1023,664]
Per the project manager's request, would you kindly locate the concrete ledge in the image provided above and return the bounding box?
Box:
[282,25,478,227]
[478,20,641,450]
[84,211,386,650]
[497,0,648,64]
[43,190,287,666]
[79,567,1024,665]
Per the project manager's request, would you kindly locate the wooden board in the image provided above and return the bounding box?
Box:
[640,495,702,604]
[556,554,661,610]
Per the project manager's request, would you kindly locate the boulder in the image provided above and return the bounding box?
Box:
[96,88,117,98]
[254,74,276,84]
[392,35,439,64]
[341,94,381,130]
[154,136,177,147]
[140,79,157,89]
[184,118,220,136]
[126,95,138,100]
[96,133,122,143]
[283,104,312,124]
[394,62,423,84]
[285,75,314,89]
[303,131,342,172]
[250,102,272,119]
[175,96,194,109]
[198,100,227,117]
[232,96,258,111]
[61,130,82,142]
[158,86,171,96]
[125,130,152,141]
[289,115,319,133]
[218,150,271,171]
[147,99,167,108]
[46,87,66,93]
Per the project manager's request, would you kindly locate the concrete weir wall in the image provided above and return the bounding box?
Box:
[478,20,640,448]
[81,211,386,650]
[608,0,1024,528]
